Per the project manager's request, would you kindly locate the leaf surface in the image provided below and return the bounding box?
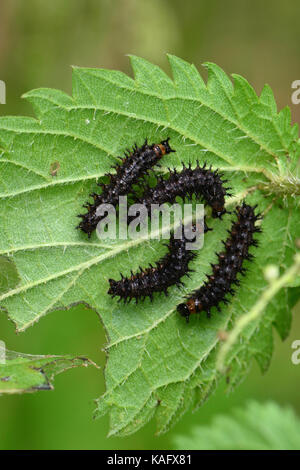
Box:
[0,56,299,434]
[0,349,96,394]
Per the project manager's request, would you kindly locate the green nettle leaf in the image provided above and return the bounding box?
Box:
[0,55,299,435]
[0,350,96,394]
[173,401,300,450]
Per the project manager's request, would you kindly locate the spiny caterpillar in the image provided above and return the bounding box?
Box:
[77,138,175,237]
[108,225,200,303]
[177,203,262,322]
[136,162,231,219]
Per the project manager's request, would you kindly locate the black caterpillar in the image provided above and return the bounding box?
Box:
[108,225,199,303]
[177,203,262,322]
[135,162,231,219]
[77,138,175,237]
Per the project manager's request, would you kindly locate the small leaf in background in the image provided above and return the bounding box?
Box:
[173,401,300,450]
[0,350,97,394]
[0,55,299,435]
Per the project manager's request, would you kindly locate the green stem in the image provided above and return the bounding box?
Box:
[216,253,300,373]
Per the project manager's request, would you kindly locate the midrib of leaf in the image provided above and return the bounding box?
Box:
[0,206,207,331]
[0,164,271,199]
[0,183,268,336]
[0,240,156,330]
[0,241,113,256]
[0,186,249,308]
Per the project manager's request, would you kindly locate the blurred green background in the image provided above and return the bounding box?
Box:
[0,0,299,450]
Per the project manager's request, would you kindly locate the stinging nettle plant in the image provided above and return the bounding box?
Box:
[0,55,299,436]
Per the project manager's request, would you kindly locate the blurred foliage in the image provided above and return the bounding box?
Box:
[174,401,300,450]
[0,0,299,450]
